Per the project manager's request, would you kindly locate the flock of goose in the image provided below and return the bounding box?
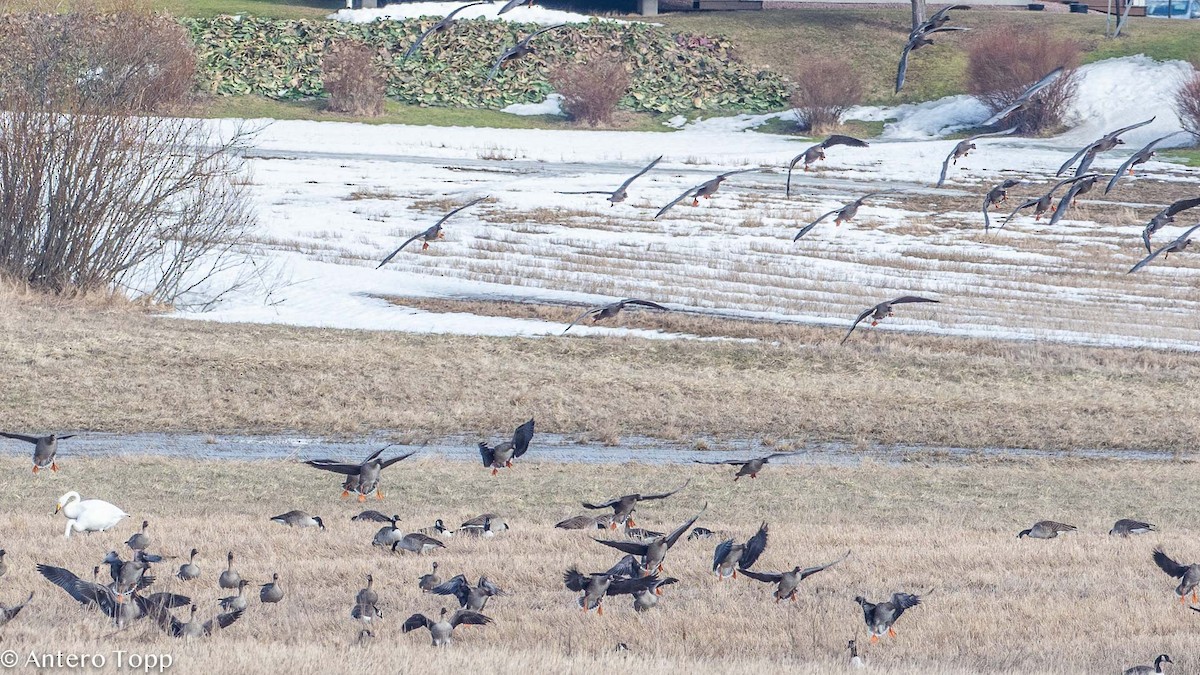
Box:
[0,429,1192,672]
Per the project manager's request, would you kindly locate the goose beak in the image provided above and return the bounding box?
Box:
[53,504,61,514]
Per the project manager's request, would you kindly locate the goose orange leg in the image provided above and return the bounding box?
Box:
[358,493,367,503]
[31,465,39,474]
[887,627,897,638]
[51,462,59,472]
[375,490,384,500]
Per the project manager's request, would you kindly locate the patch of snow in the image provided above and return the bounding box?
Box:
[680,111,793,133]
[663,115,688,129]
[330,2,638,26]
[846,95,990,140]
[502,93,564,117]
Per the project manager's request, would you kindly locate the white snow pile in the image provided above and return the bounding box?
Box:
[330,2,636,26]
[502,93,565,117]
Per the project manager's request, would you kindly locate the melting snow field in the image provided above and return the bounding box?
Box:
[182,57,1200,349]
[329,2,639,26]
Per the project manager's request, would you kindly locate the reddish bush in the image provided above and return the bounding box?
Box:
[1175,73,1200,141]
[790,57,863,132]
[549,58,630,126]
[323,38,387,117]
[966,28,1081,134]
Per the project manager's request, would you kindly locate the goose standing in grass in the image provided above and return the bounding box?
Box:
[936,128,1017,187]
[402,2,488,60]
[353,574,382,624]
[794,192,892,240]
[694,453,795,481]
[631,576,678,612]
[742,551,850,602]
[982,179,1021,232]
[980,67,1064,128]
[1106,133,1182,193]
[786,136,869,194]
[856,592,923,642]
[352,510,395,523]
[391,531,447,555]
[218,580,253,612]
[654,169,758,218]
[124,520,151,552]
[486,24,568,82]
[562,299,669,335]
[176,549,200,581]
[150,603,243,639]
[582,480,690,530]
[305,446,418,501]
[997,174,1094,230]
[271,510,325,530]
[563,567,662,615]
[419,563,442,592]
[260,573,284,604]
[431,575,507,612]
[218,552,241,590]
[1153,547,1200,604]
[842,296,939,344]
[1125,654,1173,675]
[1046,173,1101,227]
[1057,117,1156,177]
[0,592,31,628]
[55,492,128,538]
[1017,521,1077,539]
[377,197,488,265]
[403,607,493,646]
[479,417,535,475]
[1,431,73,473]
[895,25,969,94]
[557,156,663,206]
[1140,197,1200,253]
[37,563,189,628]
[1130,224,1200,274]
[1110,519,1156,537]
[593,505,706,575]
[712,523,768,580]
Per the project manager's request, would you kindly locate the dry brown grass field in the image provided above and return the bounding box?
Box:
[0,455,1197,674]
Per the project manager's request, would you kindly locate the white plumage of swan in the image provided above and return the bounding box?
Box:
[55,491,128,538]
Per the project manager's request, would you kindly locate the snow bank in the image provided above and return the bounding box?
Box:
[330,2,634,26]
[502,93,564,116]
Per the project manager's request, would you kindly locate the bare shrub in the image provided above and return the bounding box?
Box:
[0,7,256,306]
[549,55,630,126]
[322,38,386,117]
[789,57,863,132]
[1175,72,1200,141]
[966,28,1081,134]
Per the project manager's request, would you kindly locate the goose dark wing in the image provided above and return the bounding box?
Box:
[936,145,956,187]
[841,306,877,345]
[377,228,433,269]
[562,567,590,592]
[562,306,602,335]
[433,195,489,229]
[662,506,706,549]
[654,185,701,219]
[888,296,939,306]
[738,568,784,584]
[203,608,244,635]
[512,418,535,457]
[712,540,734,572]
[981,67,1063,127]
[738,523,769,569]
[450,610,493,627]
[379,451,418,469]
[487,47,520,82]
[637,480,690,502]
[997,197,1039,231]
[0,432,39,443]
[1103,116,1156,142]
[593,539,650,556]
[821,134,869,149]
[616,156,663,192]
[402,613,433,632]
[303,460,361,476]
[497,0,526,13]
[1164,196,1200,217]
[606,554,643,579]
[797,550,850,580]
[794,208,841,241]
[617,299,669,311]
[606,575,660,596]
[36,565,101,606]
[431,575,471,606]
[895,41,914,94]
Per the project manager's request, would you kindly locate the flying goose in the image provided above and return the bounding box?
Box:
[694,453,795,481]
[605,554,644,580]
[0,592,31,628]
[936,127,1017,187]
[1153,547,1200,604]
[271,510,325,530]
[742,551,850,601]
[37,564,189,628]
[458,514,509,537]
[1130,224,1200,274]
[582,480,690,529]
[856,592,923,642]
[562,299,669,335]
[558,156,663,205]
[497,0,535,13]
[711,522,768,579]
[786,135,869,194]
[403,607,493,646]
[305,446,418,501]
[1,432,74,473]
[632,576,679,612]
[555,514,613,530]
[794,192,892,240]
[1017,521,1077,539]
[352,510,395,523]
[479,417,535,475]
[377,197,488,265]
[895,26,969,94]
[593,504,706,574]
[260,573,284,604]
[391,531,447,555]
[218,579,252,612]
[1141,197,1200,253]
[911,4,969,35]
[55,492,128,538]
[1046,173,1101,227]
[997,174,1095,230]
[124,520,151,552]
[219,552,241,590]
[1125,654,1173,675]
[1106,133,1182,193]
[1057,117,1155,177]
[402,2,488,60]
[1110,519,1156,537]
[982,179,1021,232]
[419,562,442,592]
[563,567,662,615]
[654,169,758,219]
[176,549,200,581]
[486,24,567,82]
[149,603,243,639]
[842,296,939,344]
[980,67,1064,128]
[431,575,507,612]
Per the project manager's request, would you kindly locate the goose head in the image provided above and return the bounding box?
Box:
[313,516,325,530]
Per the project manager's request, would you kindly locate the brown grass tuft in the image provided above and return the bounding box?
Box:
[789,56,864,132]
[1174,72,1200,141]
[548,53,630,127]
[322,38,386,117]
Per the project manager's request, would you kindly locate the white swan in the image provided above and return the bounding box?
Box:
[55,491,129,538]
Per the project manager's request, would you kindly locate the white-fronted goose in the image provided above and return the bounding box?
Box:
[786,136,869,194]
[563,567,662,615]
[694,453,795,481]
[403,607,493,646]
[842,296,939,344]
[391,532,447,555]
[497,0,534,13]
[419,562,442,592]
[402,2,487,60]
[176,549,200,581]
[1153,547,1200,604]
[431,575,507,612]
[486,24,567,82]
[103,550,161,599]
[1140,197,1200,253]
[218,579,252,612]
[582,481,689,529]
[593,504,706,574]
[911,4,969,36]
[1125,654,1173,675]
[555,514,613,530]
[605,554,644,579]
[124,520,151,552]
[37,563,189,628]
[558,156,663,206]
[632,576,678,612]
[981,67,1064,128]
[856,591,923,642]
[983,179,1021,232]
[0,592,31,628]
[794,192,892,241]
[1057,117,1155,177]
[1017,520,1076,539]
[742,551,849,601]
[305,446,417,501]
[1,432,73,473]
[271,510,325,530]
[150,603,243,639]
[562,298,669,334]
[1046,173,1101,227]
[712,523,768,580]
[218,552,241,590]
[418,519,456,537]
[260,573,284,604]
[1110,519,1156,537]
[1107,133,1182,193]
[479,417,535,475]
[895,25,969,94]
[353,574,381,623]
[352,510,394,523]
[1130,224,1200,274]
[378,197,488,265]
[937,127,1017,187]
[997,174,1093,230]
[55,491,128,538]
[654,169,758,219]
